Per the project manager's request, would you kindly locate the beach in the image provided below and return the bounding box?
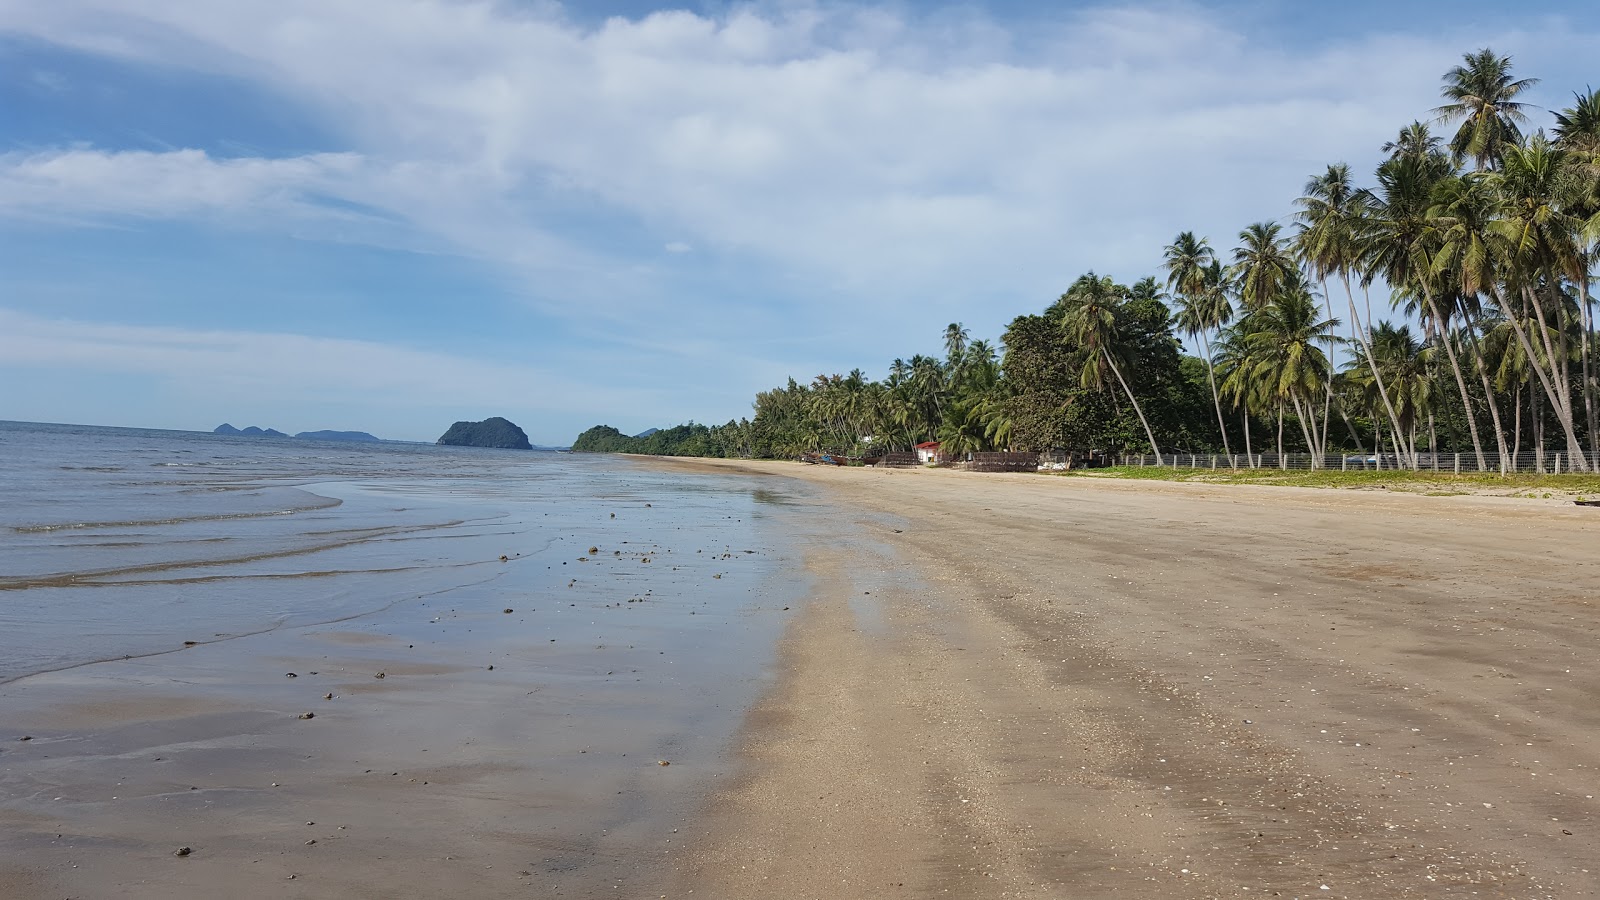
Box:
[656,460,1600,899]
[5,437,1600,898]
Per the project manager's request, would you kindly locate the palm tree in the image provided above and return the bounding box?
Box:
[1165,232,1235,455]
[1296,163,1403,459]
[1554,87,1600,454]
[1346,322,1434,458]
[1238,276,1339,463]
[1060,273,1164,463]
[1493,135,1589,468]
[1384,121,1445,163]
[1230,222,1298,313]
[943,323,970,370]
[1434,48,1539,171]
[1425,170,1514,467]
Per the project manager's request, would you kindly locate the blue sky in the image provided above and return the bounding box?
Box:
[2,1,1597,444]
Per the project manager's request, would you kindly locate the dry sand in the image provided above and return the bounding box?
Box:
[653,459,1600,899]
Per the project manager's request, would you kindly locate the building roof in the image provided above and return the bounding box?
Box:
[914,441,941,450]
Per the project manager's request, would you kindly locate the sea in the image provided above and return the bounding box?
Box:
[0,419,824,894]
[0,419,805,685]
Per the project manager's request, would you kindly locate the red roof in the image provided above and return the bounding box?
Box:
[914,441,941,450]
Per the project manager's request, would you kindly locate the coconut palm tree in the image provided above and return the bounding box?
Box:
[1425,171,1515,466]
[1230,222,1298,313]
[1238,276,1339,463]
[1554,87,1600,454]
[1060,273,1164,463]
[1434,48,1539,171]
[1165,232,1235,454]
[1346,322,1434,458]
[1493,135,1590,468]
[1296,163,1406,458]
[1384,121,1446,163]
[943,323,970,371]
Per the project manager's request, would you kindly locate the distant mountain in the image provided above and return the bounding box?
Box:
[436,416,532,450]
[633,427,661,438]
[295,430,382,443]
[215,423,289,438]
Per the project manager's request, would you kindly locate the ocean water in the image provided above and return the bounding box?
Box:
[0,420,803,684]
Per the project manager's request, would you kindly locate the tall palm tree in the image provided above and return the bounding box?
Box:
[1165,232,1235,455]
[1425,171,1514,466]
[1434,48,1539,171]
[1060,273,1164,463]
[1238,276,1339,463]
[1493,135,1589,468]
[1296,163,1403,458]
[943,323,970,370]
[1230,222,1298,313]
[1554,87,1600,454]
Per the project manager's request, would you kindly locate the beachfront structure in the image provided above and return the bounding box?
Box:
[915,441,941,464]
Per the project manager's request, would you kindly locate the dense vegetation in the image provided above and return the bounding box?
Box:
[577,51,1599,471]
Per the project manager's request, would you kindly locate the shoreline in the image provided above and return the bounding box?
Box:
[634,455,1600,897]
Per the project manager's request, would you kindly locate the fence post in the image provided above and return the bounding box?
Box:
[1341,455,1347,471]
[1556,453,1562,475]
[1454,453,1460,475]
[1211,455,1217,470]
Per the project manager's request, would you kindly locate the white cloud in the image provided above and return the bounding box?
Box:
[2,1,1598,397]
[664,241,692,253]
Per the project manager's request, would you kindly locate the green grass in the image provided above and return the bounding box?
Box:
[1055,465,1600,495]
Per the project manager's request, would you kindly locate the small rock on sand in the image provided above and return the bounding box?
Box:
[174,847,192,857]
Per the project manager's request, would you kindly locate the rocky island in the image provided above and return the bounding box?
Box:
[295,430,382,442]
[214,423,289,438]
[436,417,532,450]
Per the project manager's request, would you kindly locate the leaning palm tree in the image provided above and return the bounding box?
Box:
[1346,322,1434,458]
[1166,233,1235,455]
[1434,48,1539,171]
[1425,170,1515,466]
[1493,135,1590,469]
[1059,273,1164,463]
[1296,163,1406,458]
[1553,87,1600,453]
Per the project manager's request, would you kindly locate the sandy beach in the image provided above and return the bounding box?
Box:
[653,459,1600,899]
[6,456,1600,899]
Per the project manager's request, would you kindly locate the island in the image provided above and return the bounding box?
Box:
[436,417,532,450]
[295,430,382,443]
[214,423,289,438]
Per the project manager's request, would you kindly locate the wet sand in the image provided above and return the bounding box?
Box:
[652,460,1600,899]
[0,472,804,900]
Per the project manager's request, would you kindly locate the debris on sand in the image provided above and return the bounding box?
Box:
[298,712,315,720]
[174,847,192,857]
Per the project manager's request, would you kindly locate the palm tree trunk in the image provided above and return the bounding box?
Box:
[1464,320,1512,472]
[1275,404,1284,465]
[1504,283,1588,470]
[1242,406,1253,465]
[1580,270,1597,456]
[1513,382,1523,459]
[1417,284,1485,472]
[1344,275,1414,469]
[1200,332,1231,456]
[1105,349,1162,464]
[1292,395,1320,466]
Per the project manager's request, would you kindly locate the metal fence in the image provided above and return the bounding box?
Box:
[1120,451,1600,475]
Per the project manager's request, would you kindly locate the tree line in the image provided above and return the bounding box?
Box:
[575,50,1599,471]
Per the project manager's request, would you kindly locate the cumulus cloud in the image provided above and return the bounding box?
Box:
[2,1,1597,377]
